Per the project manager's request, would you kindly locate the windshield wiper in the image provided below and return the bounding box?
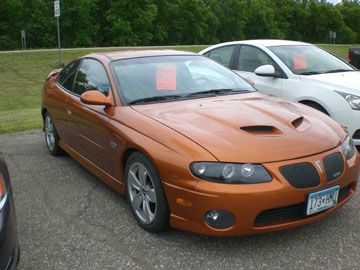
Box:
[186,88,251,97]
[298,71,322,75]
[128,95,184,105]
[324,69,353,74]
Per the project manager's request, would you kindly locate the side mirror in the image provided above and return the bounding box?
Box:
[80,90,112,106]
[255,65,276,77]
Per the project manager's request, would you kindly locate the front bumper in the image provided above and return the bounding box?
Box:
[333,109,360,146]
[163,146,360,236]
[0,192,19,270]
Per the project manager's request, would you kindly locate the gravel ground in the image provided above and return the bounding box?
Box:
[1,130,359,270]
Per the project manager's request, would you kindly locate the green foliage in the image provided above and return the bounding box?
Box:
[0,0,360,50]
[337,0,360,43]
[107,0,158,46]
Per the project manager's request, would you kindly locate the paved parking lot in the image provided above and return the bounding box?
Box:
[1,130,360,270]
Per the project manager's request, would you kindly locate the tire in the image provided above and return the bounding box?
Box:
[17,245,20,265]
[44,112,64,156]
[125,152,170,233]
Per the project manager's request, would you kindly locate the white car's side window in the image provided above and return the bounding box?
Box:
[237,46,274,72]
[207,46,235,67]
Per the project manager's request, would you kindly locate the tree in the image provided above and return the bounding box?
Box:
[59,0,96,47]
[0,0,23,49]
[1,0,360,50]
[208,0,247,42]
[20,0,55,49]
[107,0,158,46]
[244,0,284,39]
[337,0,360,43]
[165,0,219,45]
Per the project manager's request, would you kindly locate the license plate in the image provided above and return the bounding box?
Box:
[306,185,340,216]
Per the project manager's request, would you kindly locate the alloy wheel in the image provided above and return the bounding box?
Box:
[127,162,157,224]
[45,116,56,151]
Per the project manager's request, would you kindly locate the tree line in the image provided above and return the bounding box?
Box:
[1,0,360,50]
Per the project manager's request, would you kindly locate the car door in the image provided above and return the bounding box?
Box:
[52,60,81,144]
[66,58,114,174]
[235,45,283,96]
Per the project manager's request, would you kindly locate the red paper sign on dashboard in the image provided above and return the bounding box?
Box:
[293,53,308,70]
[156,64,177,91]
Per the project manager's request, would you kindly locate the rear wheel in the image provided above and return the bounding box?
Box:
[44,112,63,156]
[125,152,170,233]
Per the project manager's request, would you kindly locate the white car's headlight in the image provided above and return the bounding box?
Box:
[0,174,8,211]
[190,162,272,184]
[336,91,360,110]
[341,136,356,160]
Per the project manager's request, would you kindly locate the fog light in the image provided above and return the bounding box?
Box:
[204,209,235,229]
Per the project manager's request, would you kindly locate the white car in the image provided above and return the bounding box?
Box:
[199,40,360,147]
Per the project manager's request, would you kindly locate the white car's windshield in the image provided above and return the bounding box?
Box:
[269,45,355,75]
[111,55,255,105]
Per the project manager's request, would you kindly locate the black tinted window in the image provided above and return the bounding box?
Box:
[57,60,80,90]
[237,46,274,72]
[208,46,234,67]
[73,59,110,96]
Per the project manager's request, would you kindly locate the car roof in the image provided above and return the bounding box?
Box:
[199,39,311,54]
[86,50,197,61]
[243,39,310,47]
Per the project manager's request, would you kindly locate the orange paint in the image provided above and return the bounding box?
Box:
[41,50,360,236]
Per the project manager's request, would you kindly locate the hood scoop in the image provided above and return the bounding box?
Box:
[291,116,310,132]
[292,116,304,128]
[240,125,283,135]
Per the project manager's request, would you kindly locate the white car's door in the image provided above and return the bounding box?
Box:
[234,45,284,97]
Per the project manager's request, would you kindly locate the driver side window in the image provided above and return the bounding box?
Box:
[207,46,235,67]
[237,46,274,72]
[73,59,110,96]
[57,60,80,91]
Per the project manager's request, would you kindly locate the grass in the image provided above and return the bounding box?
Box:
[0,44,357,134]
[318,44,357,59]
[0,45,204,134]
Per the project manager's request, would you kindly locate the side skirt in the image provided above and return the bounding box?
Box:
[59,140,125,194]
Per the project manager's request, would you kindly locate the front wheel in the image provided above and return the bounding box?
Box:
[44,112,63,156]
[125,152,170,233]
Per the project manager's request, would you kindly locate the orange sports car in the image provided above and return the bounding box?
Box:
[41,50,360,236]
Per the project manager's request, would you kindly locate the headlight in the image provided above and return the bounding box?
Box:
[336,91,360,110]
[341,136,356,160]
[0,175,8,211]
[190,162,272,184]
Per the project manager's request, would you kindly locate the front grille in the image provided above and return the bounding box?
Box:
[338,184,351,201]
[353,129,360,140]
[279,162,320,188]
[255,203,306,225]
[254,184,352,226]
[323,152,344,181]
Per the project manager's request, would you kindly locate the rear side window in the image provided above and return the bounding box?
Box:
[57,60,80,91]
[207,46,235,67]
[73,59,110,96]
[237,46,274,72]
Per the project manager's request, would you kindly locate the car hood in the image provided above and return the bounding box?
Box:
[132,93,345,163]
[300,71,360,95]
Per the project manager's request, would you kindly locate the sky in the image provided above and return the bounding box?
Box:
[327,0,342,4]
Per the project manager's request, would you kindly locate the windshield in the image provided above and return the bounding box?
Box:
[269,45,354,75]
[111,55,255,105]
